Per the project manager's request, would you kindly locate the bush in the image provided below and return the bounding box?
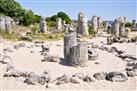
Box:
[30,24,38,34]
[47,21,56,27]
[88,26,94,35]
[125,22,132,27]
[0,0,41,26]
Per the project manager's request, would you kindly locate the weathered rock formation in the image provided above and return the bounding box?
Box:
[56,18,62,31]
[64,32,88,67]
[104,21,109,31]
[39,17,47,33]
[77,12,89,36]
[69,41,88,66]
[0,16,15,33]
[97,17,102,29]
[64,32,77,63]
[132,19,136,28]
[111,17,126,37]
[91,16,98,36]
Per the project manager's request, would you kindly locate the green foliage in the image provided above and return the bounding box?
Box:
[30,24,38,34]
[57,12,71,24]
[125,22,132,27]
[47,21,56,27]
[88,26,94,35]
[46,11,72,25]
[0,0,41,26]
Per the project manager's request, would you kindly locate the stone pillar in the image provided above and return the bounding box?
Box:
[64,32,77,63]
[0,16,6,30]
[5,17,12,32]
[97,17,102,29]
[118,17,126,37]
[112,19,120,37]
[56,18,62,31]
[104,21,109,31]
[39,17,47,33]
[91,16,98,37]
[132,19,136,28]
[77,12,89,36]
[69,41,88,66]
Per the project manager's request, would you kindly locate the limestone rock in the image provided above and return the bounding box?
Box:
[64,32,77,63]
[88,49,98,60]
[106,72,128,82]
[93,72,107,80]
[56,74,70,85]
[70,76,81,84]
[83,75,93,82]
[77,12,89,36]
[126,70,137,77]
[56,18,62,31]
[72,73,84,79]
[39,17,47,33]
[69,42,88,66]
[42,53,59,62]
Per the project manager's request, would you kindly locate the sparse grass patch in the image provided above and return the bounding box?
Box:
[0,29,20,41]
[27,32,64,41]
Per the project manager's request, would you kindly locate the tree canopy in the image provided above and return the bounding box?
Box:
[46,12,72,24]
[0,0,41,26]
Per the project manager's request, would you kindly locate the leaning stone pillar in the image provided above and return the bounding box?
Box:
[69,41,88,67]
[64,32,77,63]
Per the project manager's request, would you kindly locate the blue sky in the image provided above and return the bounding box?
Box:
[16,0,136,22]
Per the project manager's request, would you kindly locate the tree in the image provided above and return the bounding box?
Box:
[125,22,132,27]
[0,0,41,26]
[57,12,71,24]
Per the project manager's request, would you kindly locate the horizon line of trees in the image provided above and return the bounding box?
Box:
[0,0,72,26]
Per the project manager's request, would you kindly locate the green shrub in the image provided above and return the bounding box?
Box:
[125,22,132,27]
[88,26,94,35]
[47,21,56,27]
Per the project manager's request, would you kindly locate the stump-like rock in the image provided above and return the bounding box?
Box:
[69,42,88,66]
[64,32,77,63]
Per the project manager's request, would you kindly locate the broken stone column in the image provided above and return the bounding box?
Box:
[91,16,98,37]
[64,32,77,63]
[56,18,62,31]
[69,41,88,66]
[39,17,47,33]
[132,19,136,28]
[77,12,89,36]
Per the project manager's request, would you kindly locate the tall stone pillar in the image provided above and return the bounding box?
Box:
[56,18,62,31]
[69,41,88,67]
[77,12,89,36]
[118,17,126,37]
[91,16,98,37]
[64,32,77,63]
[132,19,136,28]
[39,17,47,33]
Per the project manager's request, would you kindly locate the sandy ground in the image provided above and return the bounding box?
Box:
[0,37,137,91]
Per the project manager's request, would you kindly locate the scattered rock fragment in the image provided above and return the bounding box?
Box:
[42,53,59,62]
[88,49,98,60]
[83,75,94,82]
[93,72,107,80]
[56,74,70,85]
[106,72,128,82]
